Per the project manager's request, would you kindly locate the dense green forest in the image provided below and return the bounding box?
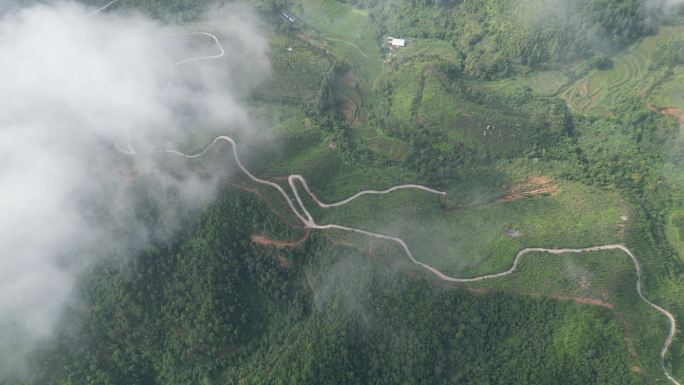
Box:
[27,188,640,385]
[14,0,684,384]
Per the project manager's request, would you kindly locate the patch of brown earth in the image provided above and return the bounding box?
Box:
[352,112,367,127]
[340,99,356,123]
[551,295,612,309]
[506,229,523,238]
[497,176,558,203]
[250,228,310,250]
[646,102,684,124]
[297,33,324,49]
[662,107,684,121]
[520,291,613,309]
[580,80,588,97]
[274,252,292,268]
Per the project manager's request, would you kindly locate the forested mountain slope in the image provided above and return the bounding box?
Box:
[10,0,684,384]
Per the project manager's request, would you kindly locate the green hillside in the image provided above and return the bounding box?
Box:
[20,0,684,384]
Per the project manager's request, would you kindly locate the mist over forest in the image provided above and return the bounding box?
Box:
[3,0,684,384]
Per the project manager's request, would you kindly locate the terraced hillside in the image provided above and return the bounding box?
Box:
[562,27,684,115]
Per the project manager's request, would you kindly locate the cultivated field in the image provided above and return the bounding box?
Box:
[562,26,684,115]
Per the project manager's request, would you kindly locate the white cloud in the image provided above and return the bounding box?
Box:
[646,0,684,15]
[0,1,269,374]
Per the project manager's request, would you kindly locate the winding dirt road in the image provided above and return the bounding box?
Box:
[114,30,225,153]
[112,27,681,385]
[159,136,681,385]
[168,32,226,68]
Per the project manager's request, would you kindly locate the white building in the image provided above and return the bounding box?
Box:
[387,37,406,48]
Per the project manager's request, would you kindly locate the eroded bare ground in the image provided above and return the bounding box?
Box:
[647,103,684,124]
[496,176,558,203]
[251,228,310,250]
[249,230,310,269]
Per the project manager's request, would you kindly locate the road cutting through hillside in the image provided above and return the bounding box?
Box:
[156,135,681,385]
[113,27,681,385]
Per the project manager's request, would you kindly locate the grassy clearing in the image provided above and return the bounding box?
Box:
[418,75,479,148]
[562,26,684,115]
[650,65,684,110]
[294,0,383,83]
[333,69,412,161]
[254,34,335,104]
[393,38,462,65]
[468,70,567,95]
[364,132,411,160]
[666,208,684,262]
[383,60,545,156]
[316,177,628,278]
[388,68,422,123]
[290,0,410,160]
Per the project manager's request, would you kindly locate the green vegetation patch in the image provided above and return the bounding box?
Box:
[393,38,463,66]
[227,241,642,385]
[254,34,336,106]
[563,26,684,116]
[650,65,684,111]
[317,179,628,278]
[466,249,672,384]
[667,209,684,261]
[294,0,383,83]
[468,70,567,95]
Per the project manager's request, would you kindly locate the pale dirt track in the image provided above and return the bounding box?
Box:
[160,135,680,385]
[91,0,121,15]
[110,26,681,385]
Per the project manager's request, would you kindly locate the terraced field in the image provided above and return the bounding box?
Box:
[469,70,567,95]
[562,27,684,115]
